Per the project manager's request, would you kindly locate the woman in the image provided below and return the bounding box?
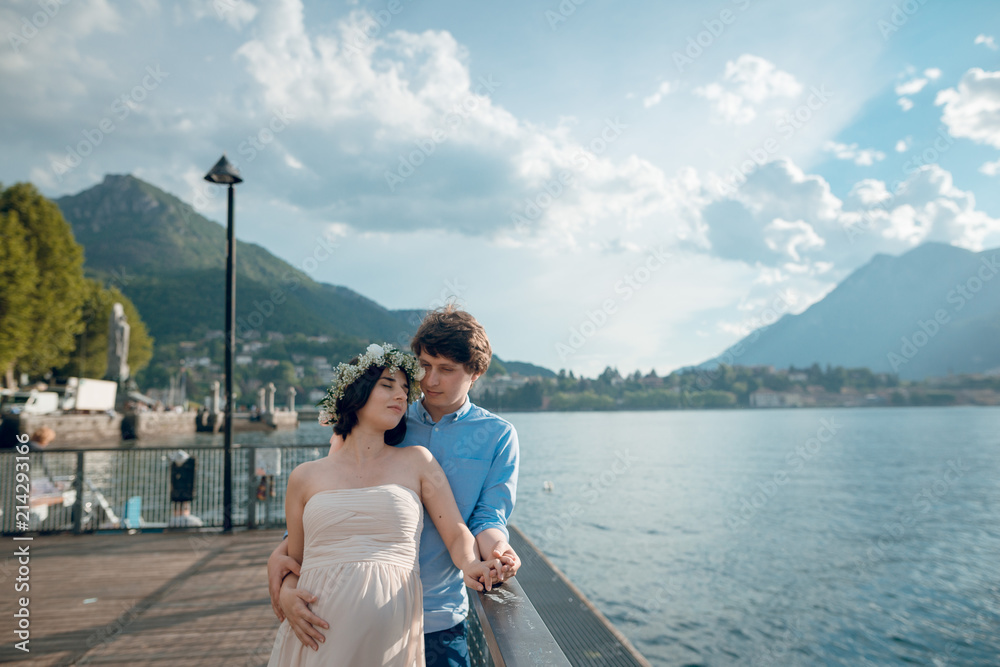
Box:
[268,343,498,667]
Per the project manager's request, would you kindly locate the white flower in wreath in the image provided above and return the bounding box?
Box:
[366,343,385,358]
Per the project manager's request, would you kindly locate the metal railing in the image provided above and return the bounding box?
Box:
[0,444,573,666]
[470,578,572,667]
[0,444,326,533]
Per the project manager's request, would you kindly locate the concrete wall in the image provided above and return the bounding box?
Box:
[122,411,198,440]
[12,413,123,446]
[265,411,298,430]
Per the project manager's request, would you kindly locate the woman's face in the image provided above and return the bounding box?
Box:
[356,368,409,431]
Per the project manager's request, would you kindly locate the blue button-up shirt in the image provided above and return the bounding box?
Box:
[402,397,519,633]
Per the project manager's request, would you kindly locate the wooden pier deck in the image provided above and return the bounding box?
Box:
[1,527,649,666]
[0,529,282,666]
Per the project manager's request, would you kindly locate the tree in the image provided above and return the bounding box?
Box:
[59,279,154,379]
[486,356,507,377]
[0,210,38,387]
[0,183,87,386]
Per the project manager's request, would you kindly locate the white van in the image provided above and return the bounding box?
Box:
[0,390,61,415]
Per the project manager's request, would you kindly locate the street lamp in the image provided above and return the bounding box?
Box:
[204,154,243,532]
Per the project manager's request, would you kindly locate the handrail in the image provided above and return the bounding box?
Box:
[3,445,582,665]
[470,577,572,666]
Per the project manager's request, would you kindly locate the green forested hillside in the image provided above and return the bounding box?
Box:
[53,174,556,402]
[56,175,414,346]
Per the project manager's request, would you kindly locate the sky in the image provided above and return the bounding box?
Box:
[2,0,1000,376]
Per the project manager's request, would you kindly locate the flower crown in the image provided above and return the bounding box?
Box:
[317,343,424,426]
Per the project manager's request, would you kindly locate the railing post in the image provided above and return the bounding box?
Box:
[247,447,258,530]
[73,451,84,534]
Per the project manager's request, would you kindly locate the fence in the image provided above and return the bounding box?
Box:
[0,444,326,533]
[0,444,574,666]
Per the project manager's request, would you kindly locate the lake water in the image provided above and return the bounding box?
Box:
[148,406,1000,665]
[504,407,1000,666]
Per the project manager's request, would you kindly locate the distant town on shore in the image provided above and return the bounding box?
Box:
[470,361,1000,412]
[4,175,999,416]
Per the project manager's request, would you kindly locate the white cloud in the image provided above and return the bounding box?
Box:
[847,179,891,207]
[185,0,257,29]
[227,1,709,253]
[849,165,1000,251]
[700,159,1000,272]
[0,0,124,114]
[975,34,998,50]
[895,68,941,111]
[643,81,673,109]
[895,137,911,152]
[823,140,886,166]
[763,218,826,262]
[695,83,755,124]
[219,1,258,30]
[936,67,1000,148]
[695,54,802,125]
[725,54,802,102]
[980,159,1000,176]
[895,78,927,96]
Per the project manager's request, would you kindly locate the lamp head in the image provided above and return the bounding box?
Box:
[204,154,243,185]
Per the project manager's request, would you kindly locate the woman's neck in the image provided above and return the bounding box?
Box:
[341,425,388,465]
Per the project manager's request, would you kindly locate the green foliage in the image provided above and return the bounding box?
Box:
[686,390,737,408]
[0,210,38,385]
[56,175,415,347]
[0,183,87,381]
[621,389,681,409]
[486,357,507,377]
[478,380,544,411]
[497,362,928,413]
[762,373,792,391]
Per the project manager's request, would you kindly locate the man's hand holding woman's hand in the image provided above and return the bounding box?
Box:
[463,557,503,592]
[486,541,521,585]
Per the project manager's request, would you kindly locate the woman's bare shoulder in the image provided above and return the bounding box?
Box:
[287,457,332,488]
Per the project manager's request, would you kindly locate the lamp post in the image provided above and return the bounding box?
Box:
[204,154,243,532]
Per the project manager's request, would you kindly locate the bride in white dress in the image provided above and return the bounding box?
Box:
[267,344,499,667]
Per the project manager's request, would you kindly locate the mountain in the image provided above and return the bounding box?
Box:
[498,359,557,378]
[701,242,1000,380]
[56,174,415,345]
[55,175,557,376]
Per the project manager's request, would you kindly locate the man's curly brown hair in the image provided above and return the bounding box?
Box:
[410,305,492,376]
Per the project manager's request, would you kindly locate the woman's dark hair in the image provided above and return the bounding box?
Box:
[332,360,407,446]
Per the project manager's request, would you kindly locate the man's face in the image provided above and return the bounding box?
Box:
[418,351,480,416]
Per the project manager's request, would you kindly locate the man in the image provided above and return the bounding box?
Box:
[268,306,521,666]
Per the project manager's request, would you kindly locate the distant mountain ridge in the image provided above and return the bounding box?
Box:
[55,175,555,375]
[55,175,434,346]
[701,242,1000,380]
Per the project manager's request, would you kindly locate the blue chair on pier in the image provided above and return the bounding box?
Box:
[123,496,142,530]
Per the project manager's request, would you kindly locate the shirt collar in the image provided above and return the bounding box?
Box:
[414,395,472,425]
